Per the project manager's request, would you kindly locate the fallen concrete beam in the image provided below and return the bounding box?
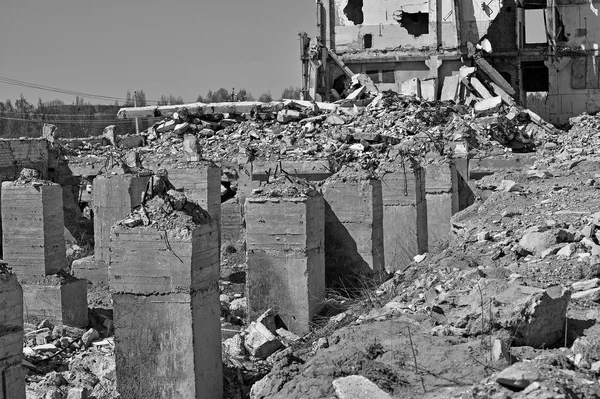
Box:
[474,56,516,97]
[469,77,493,99]
[117,100,339,120]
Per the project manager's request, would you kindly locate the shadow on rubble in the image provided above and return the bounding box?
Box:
[324,201,379,297]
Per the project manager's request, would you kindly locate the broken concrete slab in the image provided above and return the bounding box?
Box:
[474,96,502,112]
[451,279,570,348]
[332,375,391,399]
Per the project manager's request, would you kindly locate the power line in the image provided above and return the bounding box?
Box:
[0,116,143,124]
[0,75,161,104]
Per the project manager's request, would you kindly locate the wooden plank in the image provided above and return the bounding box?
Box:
[474,56,516,96]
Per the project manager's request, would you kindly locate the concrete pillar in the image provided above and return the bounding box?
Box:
[1,182,66,277]
[425,157,459,251]
[0,266,25,399]
[93,173,151,263]
[245,195,325,335]
[1,180,88,327]
[168,164,222,245]
[109,207,222,399]
[380,161,427,272]
[322,177,384,286]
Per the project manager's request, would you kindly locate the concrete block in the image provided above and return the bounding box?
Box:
[167,164,222,245]
[322,178,385,286]
[221,199,243,243]
[72,256,108,285]
[109,222,219,295]
[93,174,151,263]
[380,162,427,272]
[113,292,222,399]
[425,158,459,251]
[22,277,88,327]
[245,196,325,335]
[1,183,66,278]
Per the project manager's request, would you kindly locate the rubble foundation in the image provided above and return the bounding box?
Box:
[245,196,326,335]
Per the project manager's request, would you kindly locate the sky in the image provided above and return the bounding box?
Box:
[0,0,317,105]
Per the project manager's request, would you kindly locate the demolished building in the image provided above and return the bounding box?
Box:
[301,0,600,124]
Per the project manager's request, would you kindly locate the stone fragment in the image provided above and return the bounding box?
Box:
[332,375,392,399]
[494,362,541,389]
[572,336,600,364]
[243,322,283,359]
[229,298,247,318]
[519,231,557,255]
[572,287,600,302]
[81,329,99,348]
[557,243,575,258]
[276,328,301,344]
[572,278,600,292]
[223,335,247,358]
[66,387,89,399]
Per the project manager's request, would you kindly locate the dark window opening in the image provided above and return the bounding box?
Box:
[363,34,373,49]
[344,0,364,25]
[397,12,429,37]
[382,70,395,83]
[500,72,512,84]
[522,62,549,92]
[367,70,380,84]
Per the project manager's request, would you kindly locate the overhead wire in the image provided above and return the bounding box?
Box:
[0,75,161,104]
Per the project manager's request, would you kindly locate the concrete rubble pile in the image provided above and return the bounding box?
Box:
[22,317,116,399]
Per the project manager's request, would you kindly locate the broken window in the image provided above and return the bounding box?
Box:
[344,0,364,25]
[367,70,380,84]
[524,9,547,44]
[363,34,373,49]
[397,12,429,37]
[522,62,549,92]
[382,70,395,83]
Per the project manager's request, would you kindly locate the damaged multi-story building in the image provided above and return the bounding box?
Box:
[300,0,600,124]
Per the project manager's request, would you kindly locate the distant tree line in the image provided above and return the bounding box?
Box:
[0,86,302,138]
[196,86,301,103]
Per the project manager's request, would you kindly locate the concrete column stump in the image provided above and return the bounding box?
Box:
[245,194,325,335]
[1,179,88,327]
[322,176,385,287]
[0,266,25,399]
[379,161,427,272]
[109,204,222,399]
[425,157,459,251]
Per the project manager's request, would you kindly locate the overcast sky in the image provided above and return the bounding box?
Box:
[0,0,317,105]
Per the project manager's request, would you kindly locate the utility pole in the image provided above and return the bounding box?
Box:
[133,90,140,135]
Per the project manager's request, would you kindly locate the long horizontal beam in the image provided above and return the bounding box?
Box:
[117,100,339,120]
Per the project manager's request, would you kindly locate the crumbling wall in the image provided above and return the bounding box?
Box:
[557,1,600,48]
[0,139,49,181]
[331,0,437,51]
[460,0,503,45]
